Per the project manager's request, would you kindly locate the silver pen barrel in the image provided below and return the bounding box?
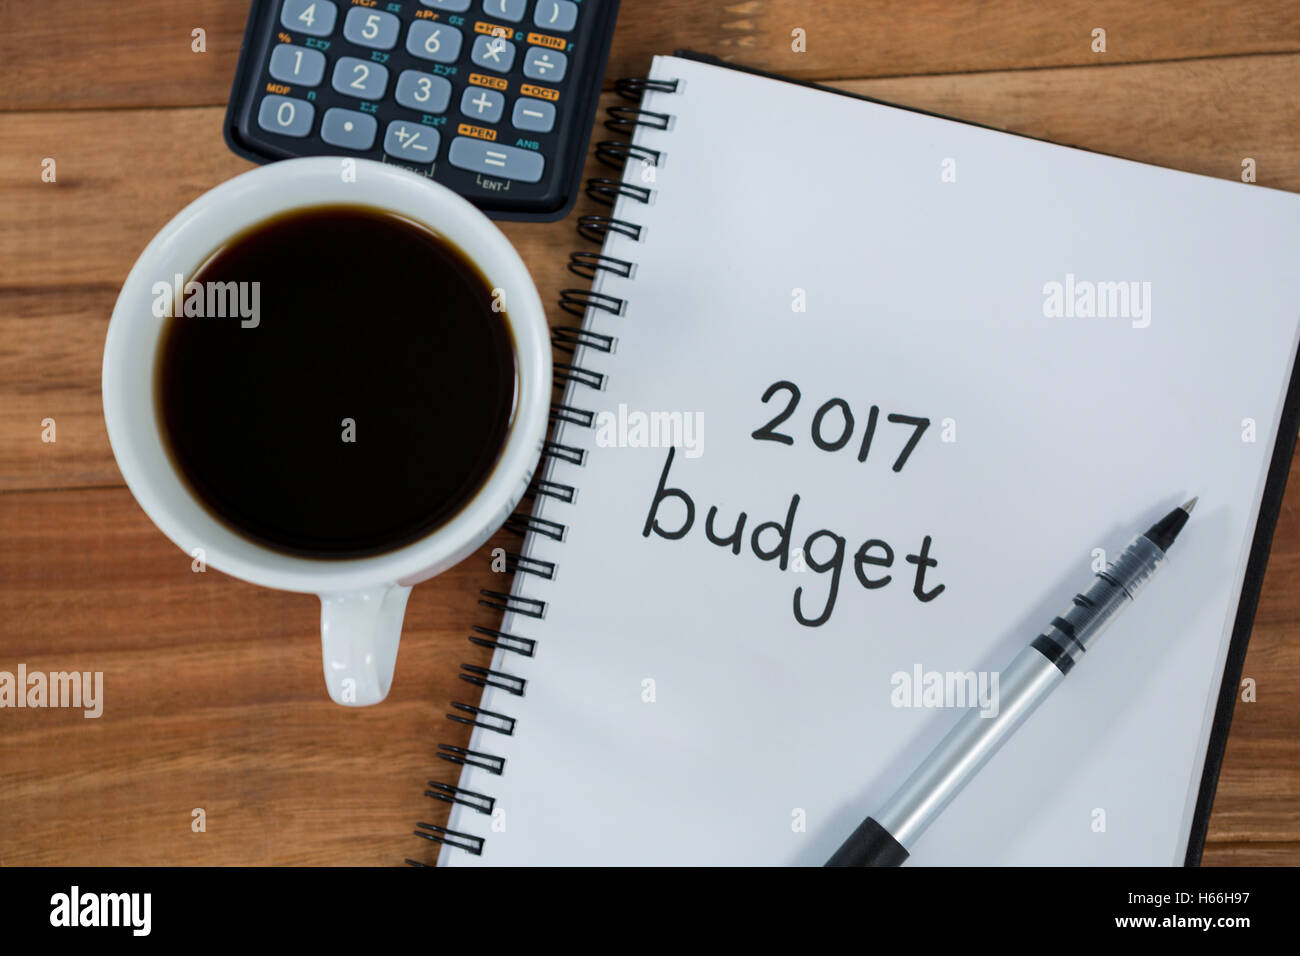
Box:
[872,531,1170,854]
[875,643,1063,848]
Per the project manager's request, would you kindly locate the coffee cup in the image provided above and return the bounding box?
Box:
[102,157,551,706]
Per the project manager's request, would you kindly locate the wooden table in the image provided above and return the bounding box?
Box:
[2,0,1297,866]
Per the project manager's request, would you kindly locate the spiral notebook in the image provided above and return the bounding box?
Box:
[419,52,1300,865]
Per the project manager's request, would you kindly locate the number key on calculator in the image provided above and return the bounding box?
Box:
[225,0,622,222]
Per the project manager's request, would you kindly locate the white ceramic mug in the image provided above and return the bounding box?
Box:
[102,158,551,707]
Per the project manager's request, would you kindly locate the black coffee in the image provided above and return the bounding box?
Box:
[155,205,517,558]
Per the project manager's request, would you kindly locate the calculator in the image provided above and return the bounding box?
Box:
[224,0,621,222]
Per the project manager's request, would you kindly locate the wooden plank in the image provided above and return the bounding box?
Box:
[1201,843,1300,863]
[0,286,119,492]
[836,55,1300,189]
[0,481,1296,863]
[6,54,1300,295]
[4,54,1299,492]
[1,0,1298,111]
[1201,622,1300,844]
[1202,467,1300,860]
[0,485,499,865]
[755,0,1300,79]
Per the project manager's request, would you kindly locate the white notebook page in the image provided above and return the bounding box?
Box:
[442,55,1300,865]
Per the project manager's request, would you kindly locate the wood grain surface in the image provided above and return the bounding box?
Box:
[0,0,1296,866]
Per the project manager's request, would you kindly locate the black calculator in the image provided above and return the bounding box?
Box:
[224,0,621,222]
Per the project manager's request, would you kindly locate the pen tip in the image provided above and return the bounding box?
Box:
[1144,498,1197,551]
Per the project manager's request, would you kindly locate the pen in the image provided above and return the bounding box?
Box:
[826,497,1197,866]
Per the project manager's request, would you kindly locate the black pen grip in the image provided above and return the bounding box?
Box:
[825,816,910,867]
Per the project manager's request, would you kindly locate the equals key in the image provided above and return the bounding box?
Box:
[449,137,545,183]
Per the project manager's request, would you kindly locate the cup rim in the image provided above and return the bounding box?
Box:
[102,157,551,593]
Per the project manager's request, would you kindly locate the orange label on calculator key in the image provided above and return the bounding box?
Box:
[519,83,559,102]
[468,73,509,90]
[526,32,566,50]
[457,123,498,141]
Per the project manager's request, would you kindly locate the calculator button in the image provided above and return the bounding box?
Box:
[395,70,452,113]
[321,108,378,149]
[407,21,463,63]
[342,8,401,50]
[482,0,527,22]
[257,95,315,137]
[523,47,567,82]
[418,0,471,10]
[534,0,578,32]
[460,88,505,123]
[448,137,545,183]
[384,121,440,161]
[511,96,555,132]
[470,34,517,73]
[268,44,326,86]
[332,56,389,100]
[280,0,337,37]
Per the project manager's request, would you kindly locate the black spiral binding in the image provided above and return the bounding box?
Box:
[594,140,661,170]
[567,252,634,281]
[586,178,654,206]
[410,74,679,865]
[576,215,641,244]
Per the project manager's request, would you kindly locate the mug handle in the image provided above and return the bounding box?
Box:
[319,585,412,706]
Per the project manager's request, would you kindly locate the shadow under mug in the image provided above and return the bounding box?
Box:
[102,157,551,706]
